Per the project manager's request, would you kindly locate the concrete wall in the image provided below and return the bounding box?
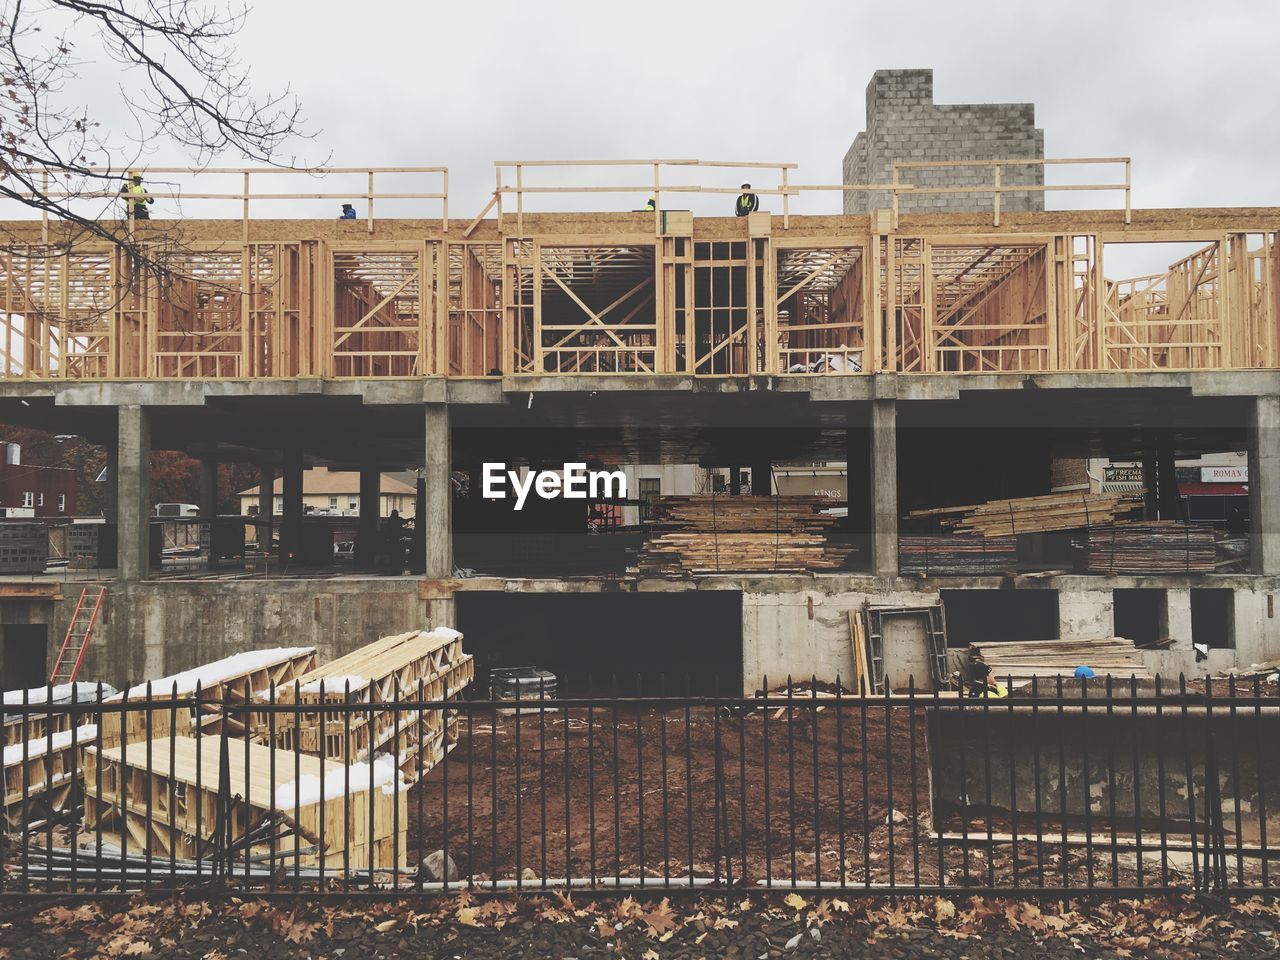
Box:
[743,576,1280,693]
[929,707,1280,841]
[47,579,440,688]
[843,69,1045,215]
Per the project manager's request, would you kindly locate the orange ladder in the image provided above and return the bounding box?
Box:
[49,586,106,685]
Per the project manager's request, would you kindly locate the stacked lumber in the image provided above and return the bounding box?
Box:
[906,492,1141,537]
[82,736,405,870]
[637,496,852,576]
[258,628,473,781]
[970,638,1153,683]
[1084,521,1216,574]
[101,647,318,748]
[900,535,1017,575]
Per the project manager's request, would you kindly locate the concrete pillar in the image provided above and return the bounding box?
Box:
[424,404,453,579]
[870,398,898,578]
[1155,435,1183,521]
[1250,395,1280,575]
[116,405,150,581]
[258,462,274,556]
[751,459,771,496]
[355,462,380,571]
[846,406,871,567]
[279,447,303,561]
[198,457,218,570]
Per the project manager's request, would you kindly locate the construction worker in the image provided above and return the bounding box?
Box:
[968,661,1008,699]
[735,183,759,217]
[120,171,153,220]
[339,203,357,220]
[644,197,656,212]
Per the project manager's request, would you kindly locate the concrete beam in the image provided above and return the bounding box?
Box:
[870,398,898,578]
[117,405,150,581]
[1250,395,1280,575]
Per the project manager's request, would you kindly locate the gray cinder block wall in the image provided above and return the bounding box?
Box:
[843,69,1045,215]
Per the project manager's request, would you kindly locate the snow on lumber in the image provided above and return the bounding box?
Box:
[3,724,98,766]
[119,647,316,698]
[298,675,369,695]
[272,753,400,808]
[4,682,114,706]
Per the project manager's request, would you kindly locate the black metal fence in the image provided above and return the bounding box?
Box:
[1,675,1276,898]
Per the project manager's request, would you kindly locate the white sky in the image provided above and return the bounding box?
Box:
[22,0,1280,273]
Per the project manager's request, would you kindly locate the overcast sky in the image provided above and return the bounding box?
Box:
[36,0,1280,225]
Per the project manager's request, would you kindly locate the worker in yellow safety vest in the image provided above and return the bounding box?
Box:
[968,661,1009,699]
[735,183,759,217]
[120,171,154,220]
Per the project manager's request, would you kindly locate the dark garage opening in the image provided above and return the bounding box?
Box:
[1191,588,1234,649]
[456,591,743,695]
[1113,589,1168,647]
[0,623,49,691]
[939,589,1060,648]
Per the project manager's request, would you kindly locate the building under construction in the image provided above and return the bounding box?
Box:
[0,70,1276,699]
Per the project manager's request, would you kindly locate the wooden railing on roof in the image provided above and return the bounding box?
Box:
[13,166,449,242]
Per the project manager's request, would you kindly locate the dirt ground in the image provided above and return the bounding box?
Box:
[410,700,931,886]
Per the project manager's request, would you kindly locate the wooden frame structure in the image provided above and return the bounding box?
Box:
[82,736,405,870]
[258,629,474,782]
[2,159,1278,379]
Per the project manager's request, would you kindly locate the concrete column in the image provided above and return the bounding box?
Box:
[116,405,150,581]
[258,462,274,556]
[198,457,218,570]
[424,404,453,579]
[279,447,303,561]
[870,398,898,578]
[751,459,771,496]
[355,462,380,571]
[846,405,871,567]
[1250,395,1280,575]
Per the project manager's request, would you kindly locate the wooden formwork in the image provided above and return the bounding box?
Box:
[2,724,96,830]
[99,647,318,750]
[257,629,473,782]
[82,736,406,871]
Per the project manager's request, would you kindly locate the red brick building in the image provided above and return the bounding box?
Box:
[0,461,76,517]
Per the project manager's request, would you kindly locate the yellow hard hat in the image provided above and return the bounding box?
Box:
[127,170,141,179]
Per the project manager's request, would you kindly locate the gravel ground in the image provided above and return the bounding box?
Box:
[2,893,1278,959]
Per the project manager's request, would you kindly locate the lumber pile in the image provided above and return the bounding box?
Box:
[636,496,853,576]
[82,736,405,870]
[900,535,1017,575]
[1084,521,1217,574]
[905,492,1141,537]
[257,628,474,781]
[101,647,318,748]
[969,638,1153,683]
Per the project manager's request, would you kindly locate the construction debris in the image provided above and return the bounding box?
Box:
[905,491,1141,537]
[968,637,1153,683]
[1084,521,1217,573]
[635,496,853,576]
[258,627,474,781]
